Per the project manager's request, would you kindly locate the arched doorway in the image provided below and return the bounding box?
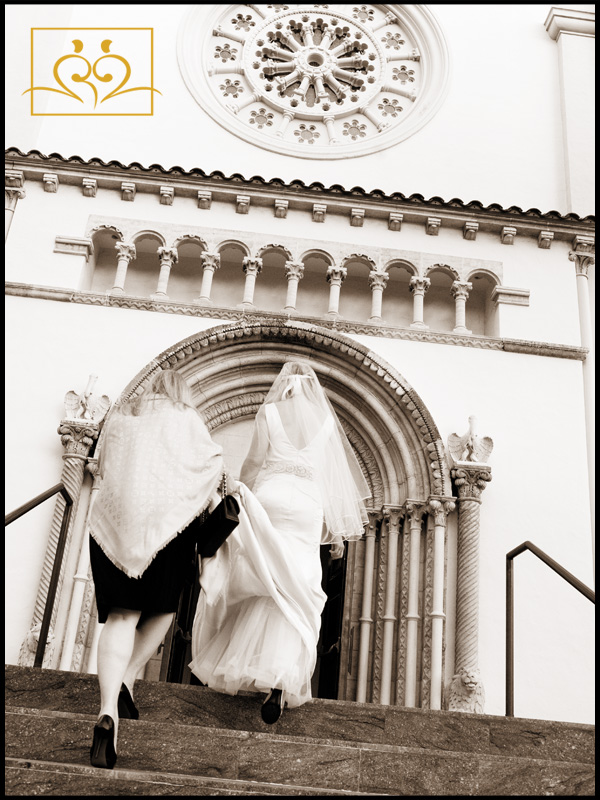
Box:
[104,319,453,705]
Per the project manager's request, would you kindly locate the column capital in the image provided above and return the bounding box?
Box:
[382,504,404,530]
[57,420,101,460]
[5,188,26,212]
[157,246,178,266]
[285,260,304,280]
[409,275,430,295]
[242,256,262,275]
[115,242,136,262]
[451,280,472,300]
[326,265,347,285]
[365,508,381,537]
[569,248,595,277]
[426,497,456,526]
[369,270,389,291]
[451,466,492,502]
[404,499,427,525]
[200,251,221,271]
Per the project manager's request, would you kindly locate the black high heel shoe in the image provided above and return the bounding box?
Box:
[90,714,117,769]
[117,683,139,720]
[261,688,285,724]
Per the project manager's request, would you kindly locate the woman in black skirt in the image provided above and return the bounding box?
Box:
[87,368,225,769]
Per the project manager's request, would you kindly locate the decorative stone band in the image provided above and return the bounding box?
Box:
[5,282,589,362]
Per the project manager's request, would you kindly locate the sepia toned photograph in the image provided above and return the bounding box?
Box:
[5,3,595,795]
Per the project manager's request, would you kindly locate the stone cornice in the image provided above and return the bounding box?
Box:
[545,7,595,40]
[4,149,594,242]
[5,281,588,361]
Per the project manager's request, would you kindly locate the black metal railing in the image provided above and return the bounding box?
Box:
[5,483,74,668]
[506,540,595,717]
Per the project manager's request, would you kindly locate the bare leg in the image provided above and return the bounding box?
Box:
[97,607,141,748]
[122,612,175,696]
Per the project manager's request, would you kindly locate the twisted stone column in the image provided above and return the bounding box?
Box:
[194,251,221,305]
[110,242,136,295]
[409,276,430,329]
[449,465,492,712]
[18,420,100,667]
[368,270,389,322]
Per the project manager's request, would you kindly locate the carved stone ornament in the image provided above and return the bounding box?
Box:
[121,181,136,201]
[5,169,25,188]
[198,190,212,209]
[82,178,97,197]
[160,186,175,205]
[43,173,59,192]
[57,420,101,458]
[569,249,595,278]
[350,208,365,227]
[274,198,289,218]
[63,375,111,423]
[501,226,517,245]
[18,622,55,668]
[426,217,441,235]
[388,211,403,231]
[313,203,327,223]
[178,4,449,159]
[463,222,478,241]
[451,466,492,502]
[448,667,485,713]
[447,416,493,464]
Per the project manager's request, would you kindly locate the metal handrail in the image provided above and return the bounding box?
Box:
[5,483,74,668]
[506,540,595,717]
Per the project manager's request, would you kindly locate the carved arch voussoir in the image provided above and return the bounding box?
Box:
[171,233,208,250]
[105,321,451,500]
[425,262,461,282]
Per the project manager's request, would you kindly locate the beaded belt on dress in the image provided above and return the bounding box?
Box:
[261,461,314,480]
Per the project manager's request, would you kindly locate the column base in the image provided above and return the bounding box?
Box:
[150,292,169,301]
[410,321,429,330]
[108,287,125,296]
[369,315,384,323]
[193,296,213,306]
[453,326,472,335]
[237,302,257,310]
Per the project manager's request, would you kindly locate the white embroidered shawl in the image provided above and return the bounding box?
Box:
[89,398,224,578]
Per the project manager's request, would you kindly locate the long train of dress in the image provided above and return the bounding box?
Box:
[189,477,327,708]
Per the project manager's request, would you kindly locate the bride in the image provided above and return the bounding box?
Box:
[189,360,370,723]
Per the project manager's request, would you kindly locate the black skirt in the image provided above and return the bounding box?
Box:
[89,524,199,624]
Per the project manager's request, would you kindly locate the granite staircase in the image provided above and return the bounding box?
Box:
[5,665,594,796]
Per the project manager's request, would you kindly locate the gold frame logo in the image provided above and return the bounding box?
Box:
[23,28,160,116]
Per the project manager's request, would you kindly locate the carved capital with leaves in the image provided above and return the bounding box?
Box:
[58,420,101,459]
[426,497,456,527]
[451,467,492,501]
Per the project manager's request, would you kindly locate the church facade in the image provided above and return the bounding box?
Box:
[5,4,595,725]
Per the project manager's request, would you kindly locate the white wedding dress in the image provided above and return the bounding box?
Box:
[189,403,333,707]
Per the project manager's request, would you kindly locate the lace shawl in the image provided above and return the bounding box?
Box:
[89,399,223,578]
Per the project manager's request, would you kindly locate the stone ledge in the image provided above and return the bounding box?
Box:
[5,282,588,361]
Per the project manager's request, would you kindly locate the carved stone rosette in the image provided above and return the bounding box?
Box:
[18,419,101,667]
[448,464,492,712]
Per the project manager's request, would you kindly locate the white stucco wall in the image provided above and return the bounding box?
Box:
[5,4,595,216]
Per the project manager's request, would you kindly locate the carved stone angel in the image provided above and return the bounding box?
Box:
[447,416,493,464]
[64,375,110,423]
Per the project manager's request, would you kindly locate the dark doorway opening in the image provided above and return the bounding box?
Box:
[161,545,347,698]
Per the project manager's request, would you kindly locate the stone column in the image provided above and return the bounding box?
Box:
[5,187,26,242]
[109,242,136,295]
[449,464,492,712]
[284,261,304,311]
[569,241,595,549]
[369,270,389,322]
[380,505,404,704]
[194,251,221,306]
[356,509,379,703]
[326,265,347,317]
[18,418,102,667]
[409,276,430,329]
[151,247,178,300]
[451,281,473,334]
[241,257,263,307]
[426,497,455,710]
[404,500,426,707]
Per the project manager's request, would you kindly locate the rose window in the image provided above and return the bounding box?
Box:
[178,4,449,158]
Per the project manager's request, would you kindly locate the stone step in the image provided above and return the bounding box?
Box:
[6,707,595,796]
[5,666,595,765]
[6,758,376,796]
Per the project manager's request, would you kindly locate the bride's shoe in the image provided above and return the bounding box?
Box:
[261,688,285,724]
[90,714,117,769]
